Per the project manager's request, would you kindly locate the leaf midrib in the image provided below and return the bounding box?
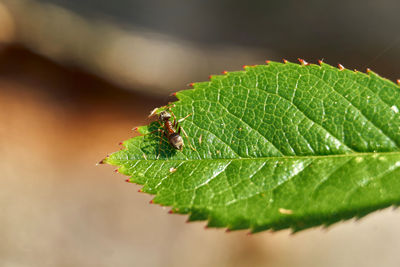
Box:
[110,151,400,163]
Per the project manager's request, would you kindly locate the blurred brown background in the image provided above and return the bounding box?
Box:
[1,0,400,266]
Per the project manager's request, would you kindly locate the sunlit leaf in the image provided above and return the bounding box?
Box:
[105,61,400,233]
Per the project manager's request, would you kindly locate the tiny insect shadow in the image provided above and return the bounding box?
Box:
[140,106,196,159]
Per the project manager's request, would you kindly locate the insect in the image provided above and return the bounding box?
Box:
[148,106,196,154]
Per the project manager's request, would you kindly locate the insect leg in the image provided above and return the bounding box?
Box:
[177,113,192,123]
[165,105,191,125]
[178,126,196,151]
[140,119,163,135]
[166,107,178,127]
[172,116,177,128]
[143,128,162,136]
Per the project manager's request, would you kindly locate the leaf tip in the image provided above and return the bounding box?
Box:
[208,75,213,80]
[138,188,143,192]
[168,209,174,214]
[114,169,119,173]
[318,59,324,65]
[282,59,288,64]
[149,199,154,204]
[96,158,106,165]
[397,79,400,85]
[125,178,131,183]
[189,82,195,87]
[366,68,372,73]
[265,60,271,64]
[338,64,345,70]
[222,70,228,74]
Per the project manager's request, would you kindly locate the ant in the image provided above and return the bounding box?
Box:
[147,105,196,154]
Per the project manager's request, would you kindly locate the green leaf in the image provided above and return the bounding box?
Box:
[104,61,400,233]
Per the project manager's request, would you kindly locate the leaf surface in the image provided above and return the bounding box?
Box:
[105,61,400,232]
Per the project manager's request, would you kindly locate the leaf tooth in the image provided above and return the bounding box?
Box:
[397,79,400,86]
[318,59,324,65]
[321,220,337,229]
[242,64,256,70]
[319,60,334,69]
[321,223,331,231]
[338,63,345,70]
[289,224,309,234]
[205,215,227,229]
[187,209,208,222]
[283,59,288,64]
[193,81,212,88]
[247,225,255,234]
[138,184,154,194]
[250,224,271,234]
[298,58,309,65]
[222,70,228,74]
[125,178,131,183]
[188,82,195,87]
[168,92,176,97]
[364,68,382,79]
[265,60,271,64]
[290,227,300,234]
